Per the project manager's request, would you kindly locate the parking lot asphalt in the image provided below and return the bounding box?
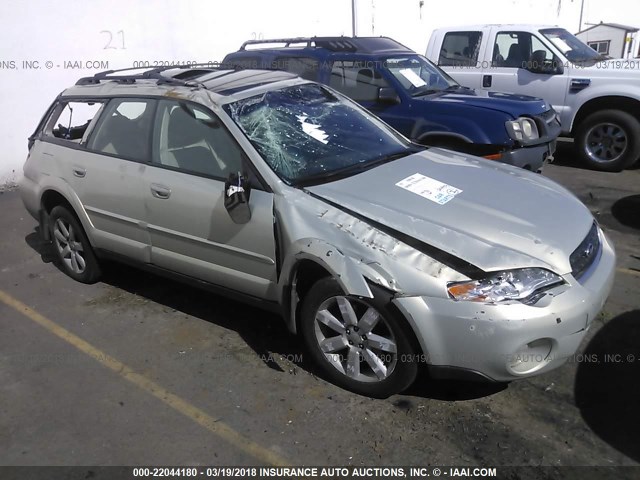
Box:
[1,141,639,472]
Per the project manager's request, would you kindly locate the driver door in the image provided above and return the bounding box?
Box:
[483,29,569,118]
[141,99,278,300]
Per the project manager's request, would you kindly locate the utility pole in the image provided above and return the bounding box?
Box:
[352,0,357,36]
[578,0,585,32]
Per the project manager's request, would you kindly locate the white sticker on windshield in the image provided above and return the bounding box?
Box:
[297,115,329,144]
[399,68,427,88]
[549,37,571,53]
[396,173,462,205]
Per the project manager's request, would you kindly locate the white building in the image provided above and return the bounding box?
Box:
[576,22,639,58]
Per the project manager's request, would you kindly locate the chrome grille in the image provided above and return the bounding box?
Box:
[570,223,601,280]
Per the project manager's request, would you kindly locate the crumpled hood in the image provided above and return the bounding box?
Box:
[306,149,593,275]
[426,88,549,117]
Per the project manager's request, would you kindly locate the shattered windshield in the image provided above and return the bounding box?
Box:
[540,28,603,65]
[225,84,413,185]
[385,56,457,96]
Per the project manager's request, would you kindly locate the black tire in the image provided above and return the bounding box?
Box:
[300,277,418,398]
[574,110,640,172]
[49,205,101,284]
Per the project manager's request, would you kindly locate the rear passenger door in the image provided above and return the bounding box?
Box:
[141,99,278,300]
[436,30,484,89]
[47,98,154,262]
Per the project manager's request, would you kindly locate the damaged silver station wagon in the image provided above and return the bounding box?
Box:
[21,66,615,397]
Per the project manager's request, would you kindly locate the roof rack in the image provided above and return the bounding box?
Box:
[240,36,359,52]
[75,63,237,87]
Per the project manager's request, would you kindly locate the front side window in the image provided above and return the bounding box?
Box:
[384,56,457,96]
[88,99,155,161]
[439,31,482,66]
[152,100,243,178]
[225,84,413,184]
[494,31,561,69]
[329,60,390,102]
[46,101,103,143]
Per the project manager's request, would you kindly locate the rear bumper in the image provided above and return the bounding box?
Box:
[19,174,40,221]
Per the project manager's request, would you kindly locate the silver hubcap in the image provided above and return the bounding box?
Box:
[585,122,628,163]
[313,296,397,383]
[53,218,86,274]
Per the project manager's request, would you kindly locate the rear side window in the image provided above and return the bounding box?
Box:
[224,56,262,69]
[45,101,104,143]
[271,56,319,80]
[438,31,482,66]
[87,99,156,161]
[329,61,390,102]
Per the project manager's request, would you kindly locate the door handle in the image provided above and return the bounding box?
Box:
[72,167,86,178]
[150,184,171,199]
[482,75,492,88]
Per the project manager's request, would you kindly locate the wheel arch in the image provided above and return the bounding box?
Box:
[280,239,374,335]
[416,131,474,147]
[39,188,91,242]
[571,96,640,134]
[279,241,424,359]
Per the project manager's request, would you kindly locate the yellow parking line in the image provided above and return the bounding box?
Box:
[0,289,288,466]
[617,268,640,278]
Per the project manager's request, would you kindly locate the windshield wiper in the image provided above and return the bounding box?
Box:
[412,84,465,97]
[293,148,420,187]
[411,87,441,97]
[443,84,469,91]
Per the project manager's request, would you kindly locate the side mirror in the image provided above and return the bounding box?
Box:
[378,87,400,104]
[224,172,252,224]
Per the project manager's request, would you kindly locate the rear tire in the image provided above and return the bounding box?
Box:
[49,205,101,284]
[300,277,418,398]
[574,110,640,171]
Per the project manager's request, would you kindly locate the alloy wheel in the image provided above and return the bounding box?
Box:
[53,218,86,274]
[584,122,628,163]
[313,295,397,382]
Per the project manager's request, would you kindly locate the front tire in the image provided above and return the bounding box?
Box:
[574,110,640,171]
[49,205,101,284]
[300,277,418,398]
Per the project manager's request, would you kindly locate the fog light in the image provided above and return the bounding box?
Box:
[507,338,553,374]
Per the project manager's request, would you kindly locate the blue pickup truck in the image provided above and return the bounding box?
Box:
[223,36,561,172]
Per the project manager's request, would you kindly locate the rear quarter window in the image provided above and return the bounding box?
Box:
[224,56,262,69]
[271,56,320,80]
[44,101,104,143]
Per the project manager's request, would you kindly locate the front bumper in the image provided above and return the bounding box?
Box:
[393,229,616,382]
[501,140,556,173]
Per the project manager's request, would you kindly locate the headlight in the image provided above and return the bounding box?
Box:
[506,117,539,141]
[447,268,563,303]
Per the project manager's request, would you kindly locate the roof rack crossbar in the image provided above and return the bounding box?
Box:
[240,36,366,52]
[240,37,322,50]
[75,63,239,87]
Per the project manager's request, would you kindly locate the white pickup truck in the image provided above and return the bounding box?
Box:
[426,24,640,171]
